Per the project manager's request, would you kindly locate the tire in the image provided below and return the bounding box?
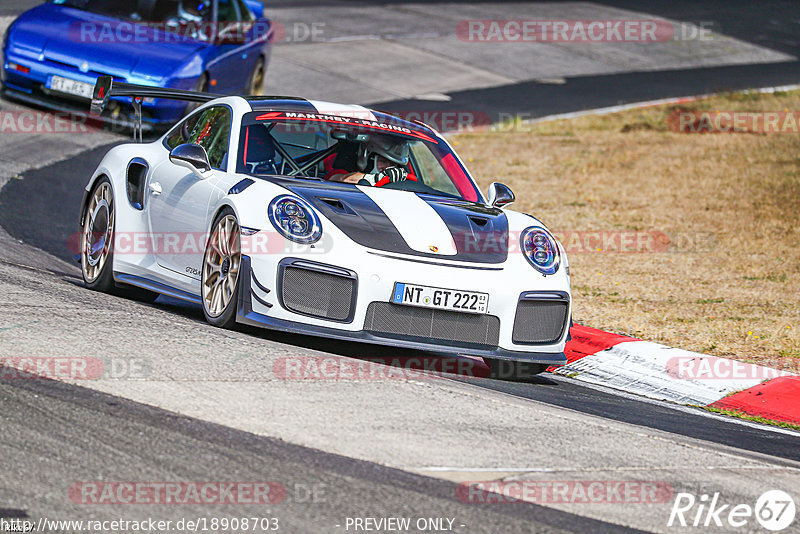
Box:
[201,208,242,328]
[248,57,265,95]
[80,177,159,302]
[80,177,116,293]
[483,358,548,381]
[185,74,208,115]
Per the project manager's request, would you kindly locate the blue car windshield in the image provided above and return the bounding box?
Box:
[50,0,214,24]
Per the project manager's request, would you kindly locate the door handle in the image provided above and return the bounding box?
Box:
[149,182,162,196]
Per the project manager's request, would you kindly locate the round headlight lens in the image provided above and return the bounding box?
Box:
[268,195,322,244]
[521,227,560,275]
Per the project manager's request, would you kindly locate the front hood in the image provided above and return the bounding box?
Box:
[13,4,205,79]
[272,179,509,264]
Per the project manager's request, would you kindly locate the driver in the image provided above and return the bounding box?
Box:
[178,0,212,21]
[328,134,416,186]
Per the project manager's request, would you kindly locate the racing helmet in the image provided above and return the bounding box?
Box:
[357,134,410,172]
[178,0,210,22]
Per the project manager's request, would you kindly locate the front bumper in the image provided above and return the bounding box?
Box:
[236,255,569,366]
[1,51,185,128]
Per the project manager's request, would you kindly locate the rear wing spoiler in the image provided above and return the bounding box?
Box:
[90,75,222,141]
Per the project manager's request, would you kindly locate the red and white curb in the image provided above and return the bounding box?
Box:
[554,325,800,425]
[532,88,800,427]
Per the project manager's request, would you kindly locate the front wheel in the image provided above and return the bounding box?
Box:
[483,358,548,380]
[248,57,265,95]
[201,209,242,328]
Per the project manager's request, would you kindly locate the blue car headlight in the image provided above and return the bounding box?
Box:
[268,195,322,244]
[1,25,10,82]
[520,226,560,275]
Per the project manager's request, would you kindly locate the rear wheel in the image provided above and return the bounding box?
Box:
[81,178,116,293]
[81,178,158,302]
[483,358,548,380]
[201,209,242,328]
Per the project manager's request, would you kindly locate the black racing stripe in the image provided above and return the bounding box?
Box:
[269,178,508,264]
[272,179,414,254]
[422,196,508,263]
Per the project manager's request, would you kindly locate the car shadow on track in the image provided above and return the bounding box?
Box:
[62,276,558,385]
[236,319,561,385]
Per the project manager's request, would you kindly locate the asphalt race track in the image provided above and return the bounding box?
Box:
[3,146,800,464]
[1,2,799,533]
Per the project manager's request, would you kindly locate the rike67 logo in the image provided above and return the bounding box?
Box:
[668,490,795,531]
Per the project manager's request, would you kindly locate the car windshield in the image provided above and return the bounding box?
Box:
[50,0,220,40]
[237,111,481,203]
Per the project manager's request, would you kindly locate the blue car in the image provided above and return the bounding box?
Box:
[1,0,272,129]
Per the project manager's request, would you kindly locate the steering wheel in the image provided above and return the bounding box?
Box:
[248,160,277,174]
[374,168,417,188]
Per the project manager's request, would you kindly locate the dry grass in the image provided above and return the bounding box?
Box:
[453,89,800,368]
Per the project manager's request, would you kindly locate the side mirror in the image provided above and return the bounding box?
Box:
[169,143,212,179]
[487,182,515,208]
[244,0,265,18]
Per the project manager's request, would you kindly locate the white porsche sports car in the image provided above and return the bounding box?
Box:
[80,77,571,376]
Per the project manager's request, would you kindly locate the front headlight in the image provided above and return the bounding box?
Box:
[268,195,322,244]
[520,226,560,275]
[2,22,11,52]
[1,25,10,83]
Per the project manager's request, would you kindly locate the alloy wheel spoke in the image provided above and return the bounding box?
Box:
[218,227,230,256]
[206,261,221,277]
[203,215,242,317]
[83,184,114,283]
[227,223,238,255]
[213,283,224,312]
[210,234,224,258]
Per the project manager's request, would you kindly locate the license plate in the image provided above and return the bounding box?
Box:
[48,75,94,99]
[392,282,489,314]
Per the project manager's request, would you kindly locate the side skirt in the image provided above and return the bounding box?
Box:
[114,272,202,305]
